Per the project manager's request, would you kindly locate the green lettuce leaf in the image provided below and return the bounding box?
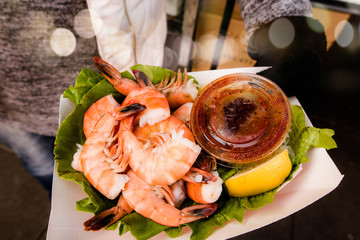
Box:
[130,65,175,84]
[76,197,98,213]
[130,64,196,85]
[119,213,169,240]
[185,196,246,240]
[164,226,184,238]
[289,105,337,165]
[63,68,105,105]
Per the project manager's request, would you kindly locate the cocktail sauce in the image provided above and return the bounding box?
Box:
[191,73,292,166]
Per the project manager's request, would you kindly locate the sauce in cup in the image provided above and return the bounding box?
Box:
[190,73,292,167]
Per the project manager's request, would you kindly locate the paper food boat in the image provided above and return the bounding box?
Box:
[47,67,343,240]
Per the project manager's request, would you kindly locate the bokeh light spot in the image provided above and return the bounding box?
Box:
[195,33,218,62]
[29,11,54,33]
[269,18,295,49]
[87,9,104,36]
[50,28,76,57]
[335,20,354,48]
[163,46,178,70]
[220,35,239,64]
[306,17,324,33]
[74,9,95,39]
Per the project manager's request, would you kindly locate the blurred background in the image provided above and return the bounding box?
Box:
[0,0,359,239]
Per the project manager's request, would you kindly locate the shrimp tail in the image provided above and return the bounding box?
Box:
[93,56,121,85]
[120,103,146,114]
[84,206,121,231]
[179,203,217,224]
[94,56,139,95]
[182,167,217,184]
[84,195,133,231]
[132,70,154,88]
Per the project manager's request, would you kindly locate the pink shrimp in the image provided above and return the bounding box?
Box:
[80,103,145,200]
[133,115,195,143]
[95,57,198,110]
[184,154,223,204]
[83,195,133,231]
[122,170,217,227]
[119,114,201,186]
[94,56,139,95]
[170,179,187,208]
[94,57,170,128]
[172,102,193,127]
[122,86,170,128]
[83,94,121,139]
[186,170,223,204]
[155,69,199,109]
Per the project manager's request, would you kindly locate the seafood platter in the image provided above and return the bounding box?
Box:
[47,59,343,240]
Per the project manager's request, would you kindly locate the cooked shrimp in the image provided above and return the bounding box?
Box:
[184,154,223,204]
[122,86,170,128]
[186,170,223,204]
[181,153,217,183]
[156,69,199,109]
[94,57,198,111]
[94,57,170,128]
[122,70,170,127]
[94,57,139,95]
[170,179,186,208]
[83,94,121,139]
[120,124,201,185]
[122,170,217,227]
[192,152,217,173]
[71,143,83,172]
[83,195,133,231]
[126,115,199,186]
[152,184,176,207]
[80,103,146,199]
[181,166,217,184]
[133,115,195,143]
[172,102,193,127]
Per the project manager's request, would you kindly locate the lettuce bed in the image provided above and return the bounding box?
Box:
[54,66,337,240]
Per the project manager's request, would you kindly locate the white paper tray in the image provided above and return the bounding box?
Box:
[47,67,343,240]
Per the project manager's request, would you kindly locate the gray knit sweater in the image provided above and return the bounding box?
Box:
[237,0,312,41]
[0,0,98,136]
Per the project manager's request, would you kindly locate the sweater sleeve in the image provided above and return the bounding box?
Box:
[237,0,313,41]
[237,0,327,111]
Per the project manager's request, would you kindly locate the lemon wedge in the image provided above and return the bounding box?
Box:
[224,148,292,197]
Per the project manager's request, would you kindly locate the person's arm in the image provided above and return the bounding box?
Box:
[238,0,327,110]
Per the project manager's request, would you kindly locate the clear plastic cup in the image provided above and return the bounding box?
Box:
[190,73,292,167]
